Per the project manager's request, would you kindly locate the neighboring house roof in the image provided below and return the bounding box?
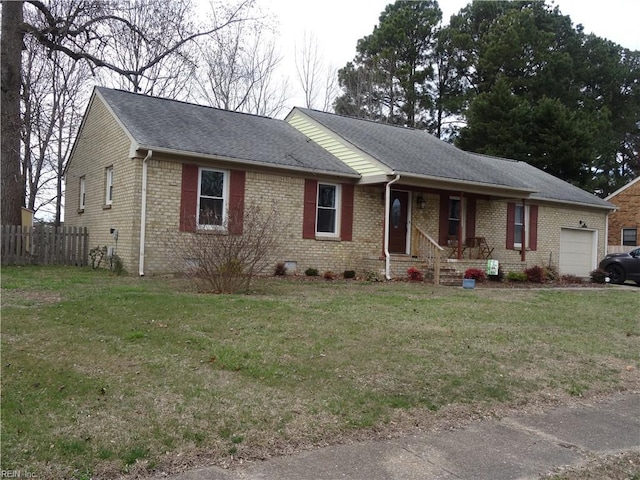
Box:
[290,107,614,210]
[94,87,359,177]
[605,175,640,201]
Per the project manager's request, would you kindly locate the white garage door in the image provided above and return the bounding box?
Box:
[559,228,596,277]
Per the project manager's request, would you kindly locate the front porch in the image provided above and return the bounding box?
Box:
[369,226,527,285]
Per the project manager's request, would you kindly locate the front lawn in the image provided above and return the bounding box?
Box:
[1,266,638,479]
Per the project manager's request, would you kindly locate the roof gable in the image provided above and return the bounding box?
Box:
[94,87,358,177]
[605,176,640,201]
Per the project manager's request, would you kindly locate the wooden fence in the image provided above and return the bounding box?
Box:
[1,225,88,266]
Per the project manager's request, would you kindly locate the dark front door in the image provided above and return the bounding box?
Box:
[389,190,408,254]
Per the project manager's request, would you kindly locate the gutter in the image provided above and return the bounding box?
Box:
[138,150,153,276]
[384,175,401,280]
[134,144,361,179]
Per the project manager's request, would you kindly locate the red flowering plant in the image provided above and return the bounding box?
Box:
[463,268,486,282]
[407,266,424,281]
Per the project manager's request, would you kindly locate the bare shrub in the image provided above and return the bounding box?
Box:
[178,203,283,293]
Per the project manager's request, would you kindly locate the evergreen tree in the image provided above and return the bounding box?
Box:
[449,1,639,193]
[335,0,442,128]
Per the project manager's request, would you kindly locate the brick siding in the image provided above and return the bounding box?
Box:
[607,180,640,246]
[64,97,141,269]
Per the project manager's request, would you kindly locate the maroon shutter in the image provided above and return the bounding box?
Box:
[438,193,449,246]
[529,205,538,251]
[506,202,515,249]
[303,179,317,239]
[228,170,245,235]
[180,164,199,232]
[340,183,354,241]
[465,197,476,244]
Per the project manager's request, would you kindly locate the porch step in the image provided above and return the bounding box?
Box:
[438,266,464,286]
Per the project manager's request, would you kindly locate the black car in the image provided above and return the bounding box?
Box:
[598,247,640,285]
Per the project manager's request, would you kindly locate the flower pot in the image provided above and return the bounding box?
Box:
[462,278,476,289]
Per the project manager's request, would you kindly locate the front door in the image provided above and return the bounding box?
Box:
[389,190,409,254]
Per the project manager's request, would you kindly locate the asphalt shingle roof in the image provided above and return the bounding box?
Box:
[296,108,613,210]
[94,88,612,210]
[95,87,358,177]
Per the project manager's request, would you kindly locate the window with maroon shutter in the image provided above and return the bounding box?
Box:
[528,205,538,251]
[180,164,199,232]
[506,202,516,249]
[302,179,317,239]
[506,202,538,250]
[439,194,473,246]
[340,183,354,241]
[228,170,245,235]
[302,179,354,241]
[179,165,245,234]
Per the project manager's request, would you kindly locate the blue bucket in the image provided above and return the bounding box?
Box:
[462,278,476,289]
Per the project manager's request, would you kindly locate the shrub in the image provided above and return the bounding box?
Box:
[274,262,287,276]
[343,270,356,279]
[176,202,283,293]
[506,271,527,282]
[545,266,559,282]
[464,268,486,282]
[589,268,608,284]
[365,271,382,282]
[323,271,336,280]
[562,274,583,284]
[407,266,424,281]
[305,268,319,277]
[89,246,107,269]
[109,254,125,275]
[524,265,545,283]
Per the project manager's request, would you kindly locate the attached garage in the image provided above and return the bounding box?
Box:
[559,228,596,277]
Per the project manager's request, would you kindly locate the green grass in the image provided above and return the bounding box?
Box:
[2,266,639,478]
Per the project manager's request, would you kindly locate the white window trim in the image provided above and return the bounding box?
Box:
[514,204,530,249]
[105,167,113,205]
[621,227,637,246]
[197,167,229,231]
[79,176,86,210]
[316,182,341,237]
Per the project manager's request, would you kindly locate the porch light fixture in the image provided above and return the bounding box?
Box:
[416,195,426,209]
[579,220,588,228]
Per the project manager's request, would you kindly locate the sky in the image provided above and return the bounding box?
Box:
[257,0,640,112]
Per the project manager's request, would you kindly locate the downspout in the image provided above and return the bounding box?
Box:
[604,210,609,257]
[384,175,401,280]
[521,198,526,262]
[457,191,464,259]
[138,150,153,276]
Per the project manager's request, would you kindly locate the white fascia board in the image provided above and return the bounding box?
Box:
[133,144,361,180]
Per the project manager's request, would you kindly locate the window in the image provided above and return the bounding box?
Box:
[316,183,340,235]
[302,179,353,241]
[514,204,527,248]
[105,167,113,205]
[180,165,244,234]
[506,202,538,251]
[448,198,460,237]
[198,168,228,229]
[622,228,637,246]
[79,176,86,211]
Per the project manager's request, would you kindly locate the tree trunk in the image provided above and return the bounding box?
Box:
[1,1,25,226]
